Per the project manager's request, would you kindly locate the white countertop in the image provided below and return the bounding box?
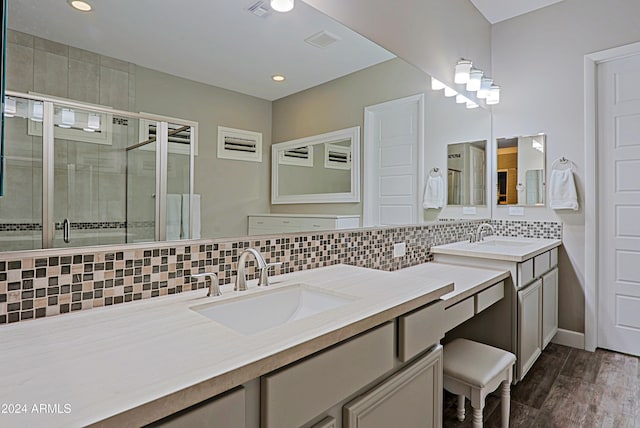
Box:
[397,262,510,308]
[0,264,453,428]
[249,213,360,218]
[431,236,562,262]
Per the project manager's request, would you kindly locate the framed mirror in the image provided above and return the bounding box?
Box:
[446,140,487,206]
[272,126,360,204]
[496,133,546,206]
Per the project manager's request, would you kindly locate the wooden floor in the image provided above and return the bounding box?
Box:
[443,343,640,427]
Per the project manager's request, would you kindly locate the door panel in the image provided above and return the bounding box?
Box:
[598,53,640,356]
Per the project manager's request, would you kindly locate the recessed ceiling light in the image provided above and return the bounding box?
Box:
[67,0,93,12]
[272,75,286,82]
[270,0,294,13]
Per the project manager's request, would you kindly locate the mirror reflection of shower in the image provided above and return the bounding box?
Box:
[447,140,487,206]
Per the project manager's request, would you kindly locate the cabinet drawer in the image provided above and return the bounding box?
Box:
[149,387,245,428]
[249,216,300,229]
[261,322,395,428]
[476,281,505,313]
[398,300,446,362]
[550,247,558,267]
[517,258,534,287]
[443,297,475,333]
[534,252,551,278]
[298,218,337,231]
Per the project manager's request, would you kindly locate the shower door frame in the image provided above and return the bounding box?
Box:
[5,90,197,249]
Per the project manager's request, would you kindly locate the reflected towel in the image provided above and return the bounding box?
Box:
[167,194,182,240]
[423,175,444,209]
[182,194,201,239]
[549,169,578,210]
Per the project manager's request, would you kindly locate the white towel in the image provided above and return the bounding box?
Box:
[549,169,578,210]
[182,194,201,239]
[423,175,444,209]
[166,194,182,240]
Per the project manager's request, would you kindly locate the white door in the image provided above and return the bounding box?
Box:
[364,94,424,226]
[597,53,640,356]
[469,145,485,205]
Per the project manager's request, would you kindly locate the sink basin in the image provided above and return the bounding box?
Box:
[192,284,356,335]
[477,240,531,247]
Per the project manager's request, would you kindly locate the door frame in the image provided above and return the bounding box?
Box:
[584,41,640,352]
[363,93,425,227]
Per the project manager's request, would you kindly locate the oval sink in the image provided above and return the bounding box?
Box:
[191,284,356,335]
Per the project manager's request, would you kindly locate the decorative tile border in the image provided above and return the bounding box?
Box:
[0,219,561,325]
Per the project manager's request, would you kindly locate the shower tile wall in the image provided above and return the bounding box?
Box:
[3,30,137,251]
[0,219,562,325]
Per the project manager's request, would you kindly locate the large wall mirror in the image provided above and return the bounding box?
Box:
[272,126,360,204]
[496,134,546,206]
[1,0,492,254]
[447,140,487,206]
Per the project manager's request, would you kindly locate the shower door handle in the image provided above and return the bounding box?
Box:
[63,218,70,243]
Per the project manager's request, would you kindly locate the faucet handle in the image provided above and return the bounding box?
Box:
[258,262,283,287]
[192,272,221,297]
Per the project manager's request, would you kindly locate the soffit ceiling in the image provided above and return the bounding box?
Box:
[7,0,394,101]
[470,0,566,24]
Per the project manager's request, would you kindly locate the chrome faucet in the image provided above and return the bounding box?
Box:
[475,223,495,242]
[191,272,221,297]
[235,248,267,291]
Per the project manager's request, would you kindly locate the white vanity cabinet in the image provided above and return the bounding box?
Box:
[433,243,560,381]
[248,214,360,235]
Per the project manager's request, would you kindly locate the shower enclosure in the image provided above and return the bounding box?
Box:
[0,91,196,251]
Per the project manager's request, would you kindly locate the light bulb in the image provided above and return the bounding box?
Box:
[477,77,493,99]
[84,113,100,132]
[466,69,483,92]
[454,60,472,84]
[486,85,501,105]
[59,109,75,128]
[270,0,294,12]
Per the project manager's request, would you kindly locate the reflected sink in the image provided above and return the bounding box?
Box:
[477,240,531,247]
[192,284,356,335]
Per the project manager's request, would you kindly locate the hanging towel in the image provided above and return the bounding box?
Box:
[182,194,201,239]
[423,175,444,209]
[549,169,579,210]
[166,194,182,240]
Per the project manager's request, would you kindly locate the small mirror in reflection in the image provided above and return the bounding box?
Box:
[447,140,487,206]
[496,134,545,206]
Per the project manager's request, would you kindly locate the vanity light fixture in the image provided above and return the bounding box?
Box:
[84,113,101,132]
[444,86,457,97]
[486,85,501,105]
[477,77,493,99]
[31,101,44,122]
[271,74,286,82]
[466,69,483,92]
[67,0,93,12]
[431,77,446,91]
[270,0,294,12]
[454,59,473,84]
[3,97,17,118]
[59,109,75,128]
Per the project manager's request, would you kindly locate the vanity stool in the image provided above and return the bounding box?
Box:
[443,339,516,428]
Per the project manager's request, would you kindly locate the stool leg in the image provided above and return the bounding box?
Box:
[501,380,511,428]
[457,394,466,421]
[472,408,483,428]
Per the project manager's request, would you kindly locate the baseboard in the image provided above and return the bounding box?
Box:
[551,328,585,349]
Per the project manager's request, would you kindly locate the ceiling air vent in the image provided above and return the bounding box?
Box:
[305,30,341,49]
[217,126,263,162]
[247,1,271,18]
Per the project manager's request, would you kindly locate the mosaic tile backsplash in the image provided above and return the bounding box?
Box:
[0,219,562,325]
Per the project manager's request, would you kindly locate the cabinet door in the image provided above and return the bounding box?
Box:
[542,267,559,349]
[517,279,542,380]
[343,346,442,428]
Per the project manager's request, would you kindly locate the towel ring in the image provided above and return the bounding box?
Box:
[429,167,442,177]
[551,157,573,171]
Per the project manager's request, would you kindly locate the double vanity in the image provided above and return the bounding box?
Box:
[0,235,560,428]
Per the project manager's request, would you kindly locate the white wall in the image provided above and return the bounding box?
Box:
[491,0,640,333]
[302,0,492,90]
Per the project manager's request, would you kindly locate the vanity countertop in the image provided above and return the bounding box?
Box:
[397,262,510,308]
[0,264,453,428]
[431,236,562,262]
[248,213,360,218]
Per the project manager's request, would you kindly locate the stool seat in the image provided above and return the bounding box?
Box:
[443,339,516,387]
[443,339,516,428]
